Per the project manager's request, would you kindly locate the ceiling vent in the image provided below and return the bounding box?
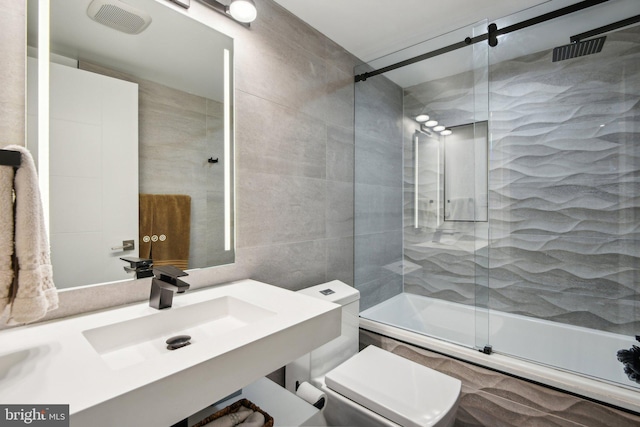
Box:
[87,0,152,35]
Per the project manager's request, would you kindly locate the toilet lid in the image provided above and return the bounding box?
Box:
[324,346,461,427]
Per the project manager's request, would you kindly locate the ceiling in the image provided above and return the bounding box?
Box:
[271,0,553,62]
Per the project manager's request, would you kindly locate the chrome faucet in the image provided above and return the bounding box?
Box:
[149,265,190,309]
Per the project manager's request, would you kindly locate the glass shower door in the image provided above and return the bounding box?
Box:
[486,0,640,389]
[356,19,491,352]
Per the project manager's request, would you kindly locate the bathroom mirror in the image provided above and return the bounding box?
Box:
[26,0,235,289]
[444,121,488,222]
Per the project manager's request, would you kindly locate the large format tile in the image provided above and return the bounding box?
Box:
[326,180,354,239]
[355,183,403,236]
[326,236,354,286]
[355,76,403,143]
[234,24,328,121]
[237,240,327,291]
[237,172,326,248]
[235,90,327,179]
[326,124,354,183]
[324,64,355,129]
[354,230,403,286]
[355,132,403,187]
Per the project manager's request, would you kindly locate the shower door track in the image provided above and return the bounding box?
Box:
[354,0,610,82]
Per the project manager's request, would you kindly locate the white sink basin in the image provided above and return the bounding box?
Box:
[83,296,276,370]
[0,279,341,427]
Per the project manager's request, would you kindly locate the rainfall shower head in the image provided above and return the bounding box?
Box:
[87,0,152,35]
[552,36,606,62]
[552,14,640,62]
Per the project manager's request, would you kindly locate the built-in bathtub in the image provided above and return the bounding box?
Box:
[360,293,640,413]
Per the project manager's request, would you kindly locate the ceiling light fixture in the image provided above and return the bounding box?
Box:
[196,0,257,26]
[415,114,429,123]
[440,129,452,136]
[433,125,445,132]
[425,120,438,127]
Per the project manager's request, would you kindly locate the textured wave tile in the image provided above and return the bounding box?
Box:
[402,25,640,335]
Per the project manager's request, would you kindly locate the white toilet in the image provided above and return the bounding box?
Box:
[286,281,461,427]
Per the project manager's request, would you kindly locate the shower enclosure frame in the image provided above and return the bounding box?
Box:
[354,0,640,413]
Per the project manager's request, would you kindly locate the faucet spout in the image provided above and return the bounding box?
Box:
[149,265,190,309]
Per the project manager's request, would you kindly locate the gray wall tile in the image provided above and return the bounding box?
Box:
[354,230,403,286]
[326,236,354,285]
[237,240,327,291]
[354,72,404,308]
[326,124,354,183]
[355,183,403,236]
[236,90,327,179]
[237,172,326,247]
[326,180,354,239]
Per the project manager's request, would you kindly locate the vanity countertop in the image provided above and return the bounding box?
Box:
[0,279,341,426]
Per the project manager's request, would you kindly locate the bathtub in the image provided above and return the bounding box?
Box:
[360,292,640,413]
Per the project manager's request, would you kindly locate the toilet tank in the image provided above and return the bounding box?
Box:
[285,281,360,393]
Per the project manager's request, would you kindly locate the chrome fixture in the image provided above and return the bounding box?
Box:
[149,265,190,309]
[196,0,257,26]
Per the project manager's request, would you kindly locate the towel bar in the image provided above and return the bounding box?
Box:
[0,149,21,167]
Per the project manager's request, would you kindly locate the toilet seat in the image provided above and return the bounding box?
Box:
[324,346,461,427]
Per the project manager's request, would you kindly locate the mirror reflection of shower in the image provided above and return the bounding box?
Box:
[413,120,488,226]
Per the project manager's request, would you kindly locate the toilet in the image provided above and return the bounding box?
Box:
[286,281,461,427]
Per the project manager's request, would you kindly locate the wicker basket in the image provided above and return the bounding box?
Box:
[192,398,274,427]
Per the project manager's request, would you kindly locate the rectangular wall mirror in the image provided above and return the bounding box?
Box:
[444,121,488,222]
[27,0,235,289]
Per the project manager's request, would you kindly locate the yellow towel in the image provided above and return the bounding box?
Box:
[139,194,191,270]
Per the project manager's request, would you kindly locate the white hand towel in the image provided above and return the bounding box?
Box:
[3,145,58,324]
[0,162,15,316]
[237,411,265,427]
[205,408,253,427]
